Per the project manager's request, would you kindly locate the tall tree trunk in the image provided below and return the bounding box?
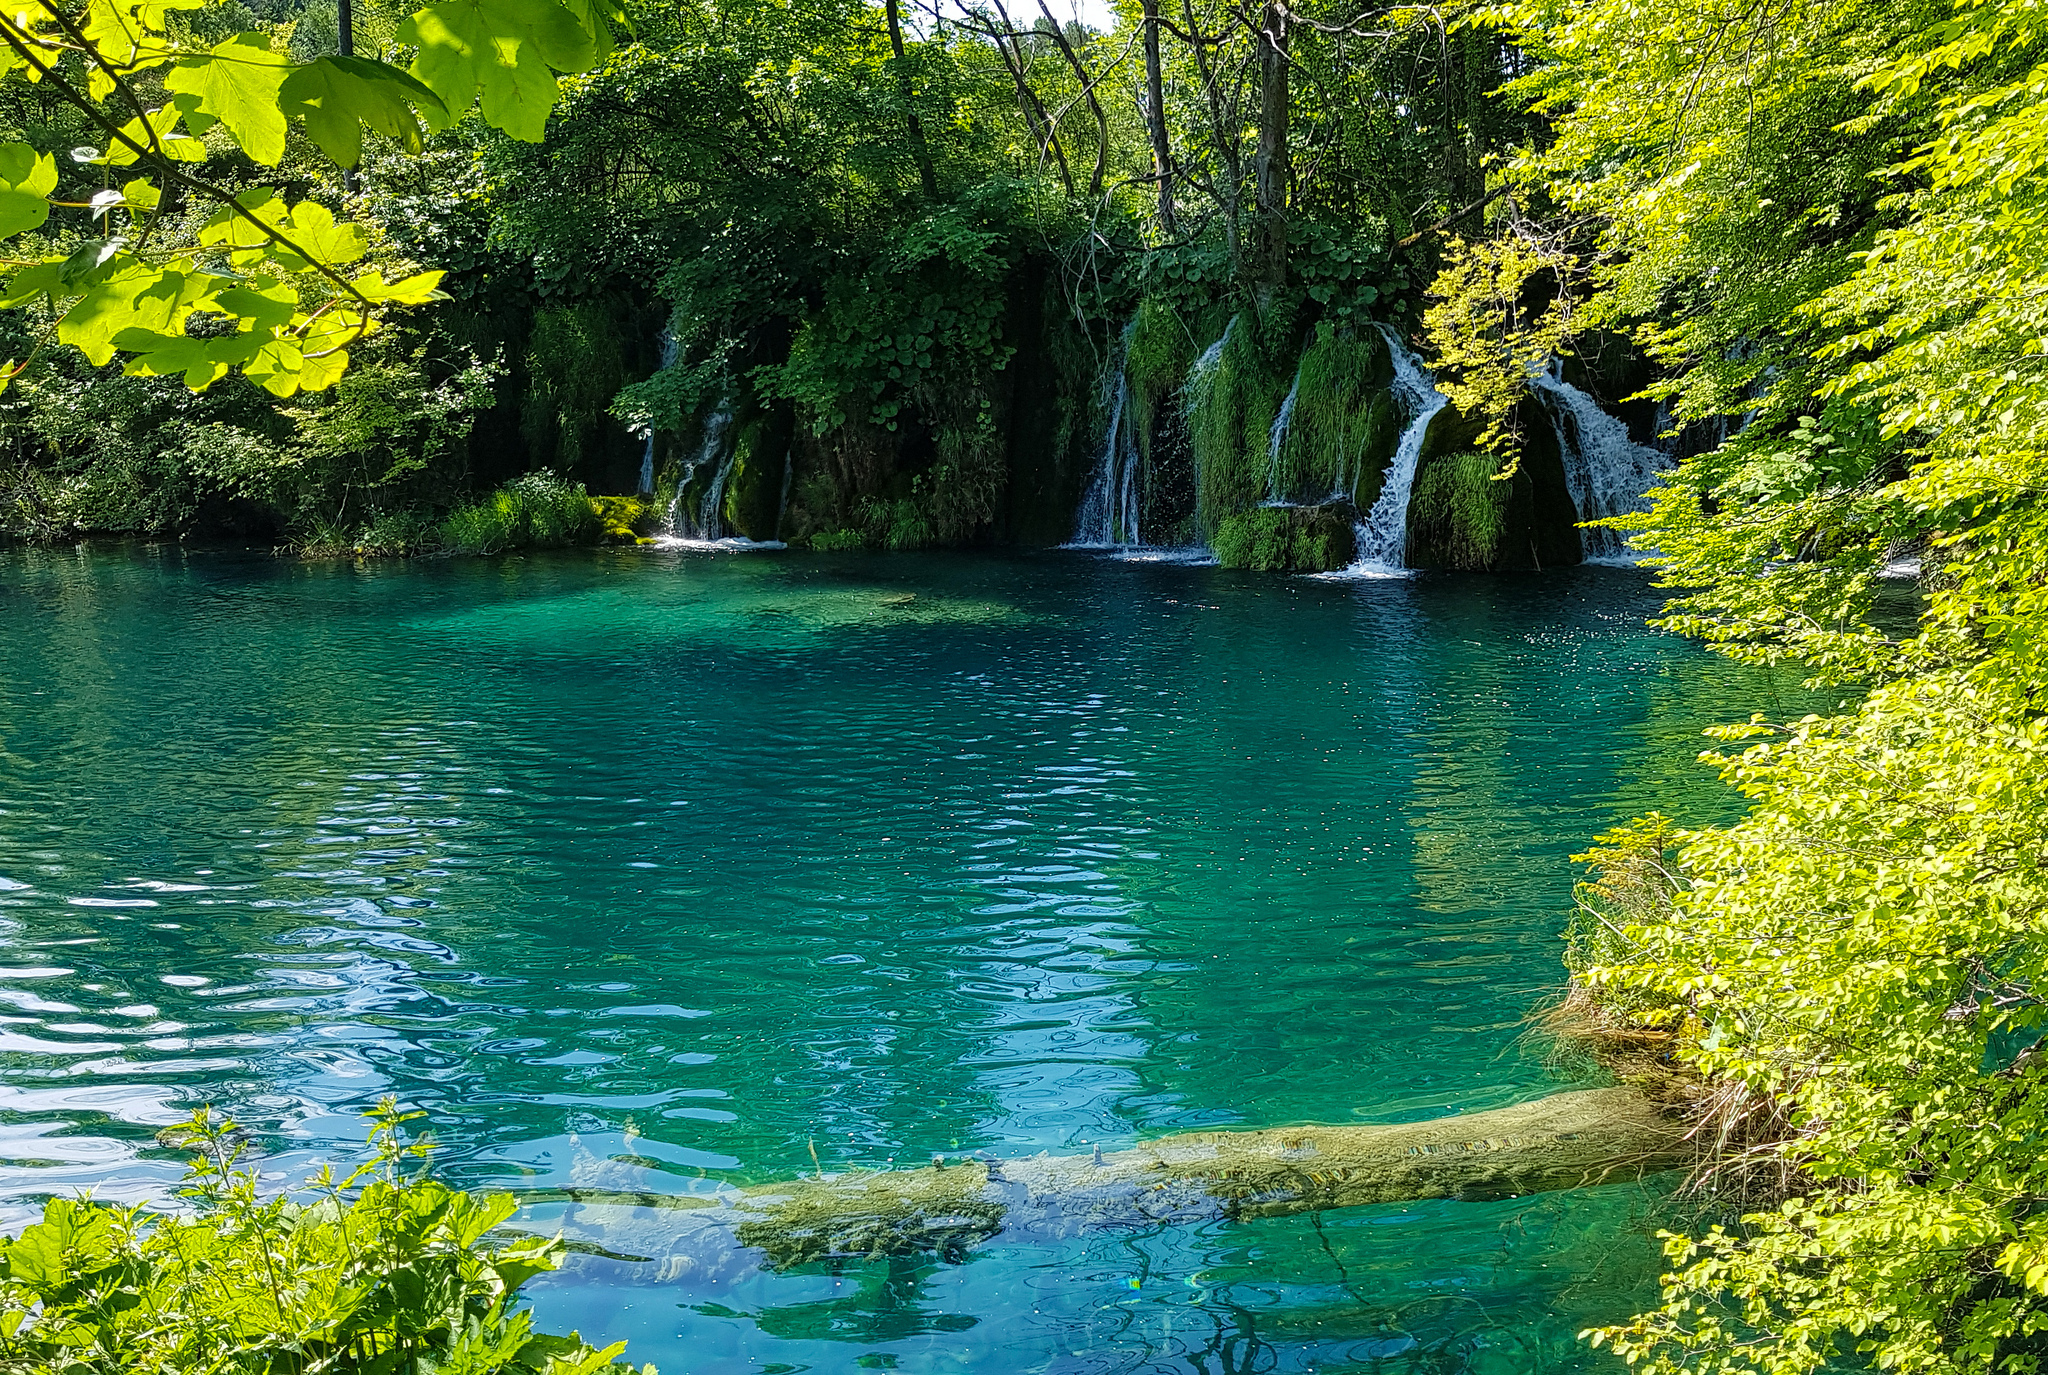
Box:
[338,0,357,193]
[1035,1,1108,199]
[987,0,1075,196]
[1254,1,1289,286]
[885,0,939,198]
[1141,0,1176,237]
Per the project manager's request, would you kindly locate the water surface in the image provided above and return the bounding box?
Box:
[0,546,1820,1373]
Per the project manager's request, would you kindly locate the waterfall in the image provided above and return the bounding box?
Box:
[637,332,679,497]
[1069,319,1142,548]
[1344,325,1451,574]
[1262,363,1302,505]
[665,401,736,541]
[1530,364,1666,563]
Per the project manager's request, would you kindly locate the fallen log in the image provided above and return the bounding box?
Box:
[509,1087,1689,1280]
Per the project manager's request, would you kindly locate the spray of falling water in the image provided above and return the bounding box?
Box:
[1530,363,1667,563]
[1069,319,1143,548]
[1339,325,1451,575]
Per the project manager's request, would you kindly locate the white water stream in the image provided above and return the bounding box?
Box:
[1530,364,1666,563]
[665,401,736,541]
[1262,363,1303,505]
[1070,320,1143,548]
[637,332,680,497]
[1335,325,1451,576]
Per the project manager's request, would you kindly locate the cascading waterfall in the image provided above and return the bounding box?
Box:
[1070,320,1142,547]
[1261,363,1303,505]
[1177,315,1237,541]
[1530,364,1667,563]
[1344,325,1451,574]
[666,401,736,541]
[637,332,680,497]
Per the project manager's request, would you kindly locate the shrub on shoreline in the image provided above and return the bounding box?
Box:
[0,1100,649,1375]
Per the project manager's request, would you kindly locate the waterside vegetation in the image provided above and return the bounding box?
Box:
[0,1102,650,1374]
[0,0,2045,1368]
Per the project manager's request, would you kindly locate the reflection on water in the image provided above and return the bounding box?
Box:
[0,545,1830,1372]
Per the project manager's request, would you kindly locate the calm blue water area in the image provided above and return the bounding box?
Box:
[0,545,1824,1372]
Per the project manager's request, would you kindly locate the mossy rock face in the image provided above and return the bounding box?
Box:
[1406,401,1581,571]
[1274,327,1398,508]
[724,406,796,540]
[1188,315,1281,536]
[1213,502,1358,572]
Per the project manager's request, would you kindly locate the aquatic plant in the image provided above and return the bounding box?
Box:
[0,1101,648,1375]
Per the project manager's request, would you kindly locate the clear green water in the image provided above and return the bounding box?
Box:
[0,545,1816,1373]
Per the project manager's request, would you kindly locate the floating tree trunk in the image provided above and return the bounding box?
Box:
[512,1088,1687,1280]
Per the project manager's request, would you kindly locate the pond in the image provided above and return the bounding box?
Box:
[0,545,1821,1373]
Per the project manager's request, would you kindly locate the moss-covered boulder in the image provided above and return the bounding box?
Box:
[1405,400,1581,571]
[1212,502,1358,572]
[1273,326,1400,509]
[723,405,796,540]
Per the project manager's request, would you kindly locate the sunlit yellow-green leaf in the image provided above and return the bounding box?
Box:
[163,32,290,166]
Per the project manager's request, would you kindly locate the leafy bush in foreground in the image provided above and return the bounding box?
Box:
[0,1101,649,1375]
[442,472,605,555]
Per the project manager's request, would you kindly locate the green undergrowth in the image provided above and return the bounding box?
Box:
[442,471,606,555]
[0,1100,648,1375]
[1211,505,1357,571]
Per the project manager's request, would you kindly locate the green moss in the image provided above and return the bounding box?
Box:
[1125,296,1195,465]
[1406,450,1512,569]
[1212,504,1358,572]
[1187,315,1289,535]
[724,406,795,540]
[1406,398,1583,569]
[1277,326,1399,507]
[807,528,870,552]
[591,494,650,544]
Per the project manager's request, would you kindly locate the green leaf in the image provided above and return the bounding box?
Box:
[0,142,56,237]
[58,262,216,366]
[0,261,62,307]
[164,32,290,166]
[213,280,298,333]
[278,55,447,167]
[348,268,447,304]
[395,0,608,141]
[103,106,208,166]
[117,331,230,389]
[281,201,367,266]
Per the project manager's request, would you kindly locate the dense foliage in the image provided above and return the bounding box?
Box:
[0,0,1539,550]
[0,1100,649,1374]
[1458,0,2048,1369]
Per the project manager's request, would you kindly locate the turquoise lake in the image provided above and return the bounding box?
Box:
[0,545,1821,1373]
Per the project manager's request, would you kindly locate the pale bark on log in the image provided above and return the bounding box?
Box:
[510,1087,1687,1280]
